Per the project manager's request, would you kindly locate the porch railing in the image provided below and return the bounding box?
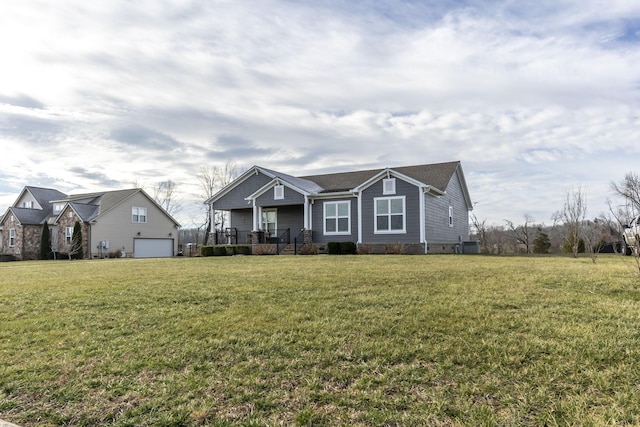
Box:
[211,228,291,245]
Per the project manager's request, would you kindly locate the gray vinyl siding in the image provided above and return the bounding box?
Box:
[214,173,272,210]
[424,169,470,243]
[230,209,253,232]
[273,205,304,236]
[361,177,421,244]
[255,185,305,207]
[311,197,358,244]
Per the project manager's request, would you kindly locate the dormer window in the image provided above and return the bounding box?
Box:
[22,201,34,209]
[274,185,284,200]
[53,203,64,213]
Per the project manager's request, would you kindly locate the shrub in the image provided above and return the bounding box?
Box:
[328,242,357,255]
[327,242,341,254]
[213,246,228,256]
[108,249,122,258]
[234,246,252,255]
[200,246,214,257]
[339,241,357,255]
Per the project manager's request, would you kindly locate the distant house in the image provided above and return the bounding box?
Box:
[205,161,474,254]
[0,187,180,260]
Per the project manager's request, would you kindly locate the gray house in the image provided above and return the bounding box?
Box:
[205,161,474,254]
[0,186,181,260]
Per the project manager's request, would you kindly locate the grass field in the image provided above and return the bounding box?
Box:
[1,255,640,426]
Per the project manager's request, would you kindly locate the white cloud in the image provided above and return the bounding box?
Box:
[0,0,639,226]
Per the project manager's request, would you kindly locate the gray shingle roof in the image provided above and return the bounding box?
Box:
[300,161,461,193]
[9,207,50,225]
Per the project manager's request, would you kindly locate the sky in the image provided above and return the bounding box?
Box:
[1,0,639,228]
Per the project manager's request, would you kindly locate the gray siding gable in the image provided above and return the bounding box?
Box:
[425,167,470,243]
[213,172,273,210]
[361,176,422,244]
[255,184,305,207]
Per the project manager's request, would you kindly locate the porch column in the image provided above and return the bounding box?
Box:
[209,202,215,233]
[303,195,310,229]
[252,200,259,231]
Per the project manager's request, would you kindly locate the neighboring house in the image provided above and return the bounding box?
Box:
[0,186,181,260]
[205,161,474,254]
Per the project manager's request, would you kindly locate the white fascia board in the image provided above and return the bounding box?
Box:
[455,165,474,210]
[205,165,277,205]
[244,177,311,202]
[352,168,426,193]
[309,191,357,200]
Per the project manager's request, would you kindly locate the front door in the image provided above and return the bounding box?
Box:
[262,209,277,237]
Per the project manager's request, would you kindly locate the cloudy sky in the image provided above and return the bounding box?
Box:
[1,0,639,227]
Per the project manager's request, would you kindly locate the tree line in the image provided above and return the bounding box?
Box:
[471,172,640,257]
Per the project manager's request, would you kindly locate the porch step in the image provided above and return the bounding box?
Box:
[278,244,296,255]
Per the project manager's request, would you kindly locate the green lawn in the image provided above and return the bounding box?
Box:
[1,255,640,426]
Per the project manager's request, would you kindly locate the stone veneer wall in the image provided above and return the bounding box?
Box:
[56,211,89,259]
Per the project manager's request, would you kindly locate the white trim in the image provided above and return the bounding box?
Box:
[304,195,310,229]
[323,200,351,235]
[419,187,426,245]
[357,193,363,244]
[262,208,277,233]
[274,184,284,200]
[374,195,406,234]
[132,206,147,223]
[383,178,396,195]
[353,168,425,193]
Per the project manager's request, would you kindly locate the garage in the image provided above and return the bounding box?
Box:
[134,238,174,258]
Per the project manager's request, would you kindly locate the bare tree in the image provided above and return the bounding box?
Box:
[611,172,640,215]
[470,213,487,253]
[197,161,241,244]
[583,218,606,263]
[153,179,182,216]
[505,214,534,254]
[553,186,587,258]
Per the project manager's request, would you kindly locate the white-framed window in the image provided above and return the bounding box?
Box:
[22,201,34,209]
[375,196,406,233]
[449,206,454,227]
[65,227,73,245]
[274,184,284,200]
[324,201,351,235]
[383,178,396,195]
[262,209,277,234]
[132,207,147,223]
[53,203,64,213]
[9,229,16,247]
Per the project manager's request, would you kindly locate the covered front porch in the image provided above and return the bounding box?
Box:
[210,204,313,248]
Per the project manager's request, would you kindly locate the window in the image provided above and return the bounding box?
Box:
[23,201,34,209]
[9,229,15,247]
[53,203,64,213]
[324,201,351,235]
[262,209,277,233]
[449,206,454,227]
[375,196,405,233]
[383,178,396,195]
[132,207,147,223]
[274,185,284,200]
[65,227,73,245]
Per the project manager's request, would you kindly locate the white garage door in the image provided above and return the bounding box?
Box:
[134,238,174,258]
